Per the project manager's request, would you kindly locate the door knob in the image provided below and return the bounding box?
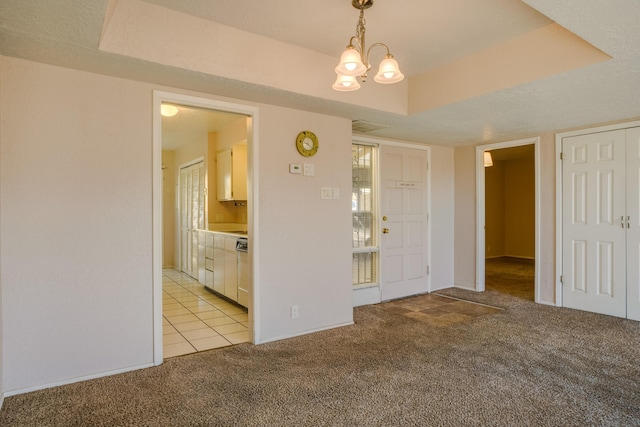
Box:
[382,216,387,221]
[382,228,389,234]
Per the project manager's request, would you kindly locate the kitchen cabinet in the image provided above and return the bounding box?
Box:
[197,231,215,290]
[216,142,247,201]
[223,236,238,301]
[213,234,225,295]
[197,230,245,308]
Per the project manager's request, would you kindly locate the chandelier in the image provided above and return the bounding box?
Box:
[333,0,404,91]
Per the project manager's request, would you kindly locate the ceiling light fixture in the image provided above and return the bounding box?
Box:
[333,0,404,92]
[161,104,179,117]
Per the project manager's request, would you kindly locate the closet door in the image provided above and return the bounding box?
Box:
[562,130,627,318]
[626,127,640,320]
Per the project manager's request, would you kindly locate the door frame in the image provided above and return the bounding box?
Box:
[475,137,541,301]
[351,135,431,306]
[555,119,640,308]
[153,91,259,364]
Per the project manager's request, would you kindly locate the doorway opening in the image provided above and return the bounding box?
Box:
[475,137,541,302]
[484,144,535,300]
[153,91,259,364]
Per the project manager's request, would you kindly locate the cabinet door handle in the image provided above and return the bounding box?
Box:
[621,216,625,228]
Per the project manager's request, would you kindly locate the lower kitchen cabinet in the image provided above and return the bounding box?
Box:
[213,234,225,295]
[223,236,238,301]
[197,230,245,308]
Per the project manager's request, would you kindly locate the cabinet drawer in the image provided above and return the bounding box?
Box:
[205,233,214,248]
[205,258,214,270]
[205,246,214,259]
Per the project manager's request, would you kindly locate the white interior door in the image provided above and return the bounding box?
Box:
[180,161,205,278]
[562,130,627,317]
[626,127,640,320]
[380,146,429,301]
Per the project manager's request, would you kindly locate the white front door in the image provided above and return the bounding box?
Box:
[180,160,205,279]
[379,146,429,301]
[562,130,627,317]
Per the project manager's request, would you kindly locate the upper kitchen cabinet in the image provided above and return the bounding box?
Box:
[217,141,247,201]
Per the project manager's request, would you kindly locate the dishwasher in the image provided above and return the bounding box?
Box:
[236,237,249,308]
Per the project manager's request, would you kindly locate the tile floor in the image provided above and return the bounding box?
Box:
[163,269,249,358]
[379,293,502,326]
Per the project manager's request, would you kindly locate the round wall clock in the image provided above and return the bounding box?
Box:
[296,130,319,157]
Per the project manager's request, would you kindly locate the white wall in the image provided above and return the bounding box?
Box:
[430,145,455,290]
[538,133,556,305]
[0,56,354,393]
[454,146,477,289]
[1,57,155,393]
[256,105,353,341]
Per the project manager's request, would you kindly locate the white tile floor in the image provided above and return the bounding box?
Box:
[163,269,249,358]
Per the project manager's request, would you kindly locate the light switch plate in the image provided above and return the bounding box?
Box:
[289,163,302,174]
[303,163,315,176]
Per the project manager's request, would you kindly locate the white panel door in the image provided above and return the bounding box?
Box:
[626,127,640,320]
[380,146,429,301]
[562,130,627,317]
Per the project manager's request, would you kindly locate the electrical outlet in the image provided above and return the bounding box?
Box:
[291,305,299,319]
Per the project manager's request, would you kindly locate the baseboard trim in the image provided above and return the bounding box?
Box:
[3,362,155,398]
[430,284,454,292]
[0,393,4,410]
[503,255,535,260]
[256,321,354,345]
[536,297,557,307]
[454,284,479,292]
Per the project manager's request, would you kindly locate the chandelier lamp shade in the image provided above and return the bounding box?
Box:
[333,0,404,91]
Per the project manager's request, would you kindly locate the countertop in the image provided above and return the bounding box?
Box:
[197,228,247,238]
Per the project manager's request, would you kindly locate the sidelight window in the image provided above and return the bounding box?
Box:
[352,143,378,286]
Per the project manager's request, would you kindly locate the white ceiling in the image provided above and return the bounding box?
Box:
[142,0,553,77]
[1,0,639,147]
